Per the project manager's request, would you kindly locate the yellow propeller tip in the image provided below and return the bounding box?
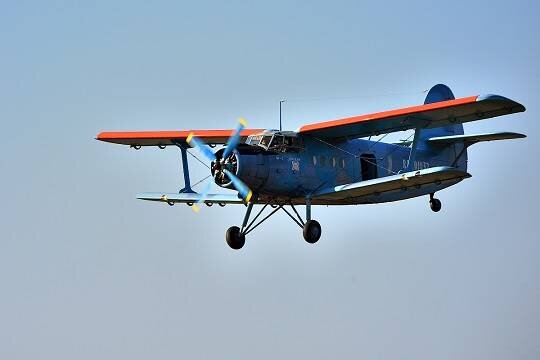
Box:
[191,204,200,213]
[238,118,247,127]
[245,190,253,203]
[186,132,194,144]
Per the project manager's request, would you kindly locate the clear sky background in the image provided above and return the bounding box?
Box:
[1,1,539,359]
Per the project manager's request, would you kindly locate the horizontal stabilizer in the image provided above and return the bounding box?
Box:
[137,192,245,205]
[314,166,470,201]
[427,132,526,145]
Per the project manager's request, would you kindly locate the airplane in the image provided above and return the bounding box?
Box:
[97,84,526,250]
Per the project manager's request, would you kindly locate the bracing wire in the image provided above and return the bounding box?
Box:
[191,174,212,189]
[186,149,211,169]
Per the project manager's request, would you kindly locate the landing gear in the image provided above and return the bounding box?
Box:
[226,226,245,250]
[429,193,442,212]
[303,220,321,243]
[224,196,322,249]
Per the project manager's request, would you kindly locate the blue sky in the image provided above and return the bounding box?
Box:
[1,1,539,359]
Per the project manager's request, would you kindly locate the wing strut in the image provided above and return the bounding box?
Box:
[176,143,194,193]
[405,127,422,172]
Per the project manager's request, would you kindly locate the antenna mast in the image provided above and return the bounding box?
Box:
[279,99,286,131]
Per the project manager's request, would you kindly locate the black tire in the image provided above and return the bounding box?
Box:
[303,220,322,244]
[430,198,442,212]
[226,226,245,250]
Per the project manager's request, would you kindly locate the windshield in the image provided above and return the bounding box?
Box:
[246,133,303,152]
[247,135,262,145]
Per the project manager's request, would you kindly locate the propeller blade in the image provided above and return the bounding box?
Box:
[222,118,247,159]
[223,169,252,203]
[191,181,213,213]
[186,132,216,162]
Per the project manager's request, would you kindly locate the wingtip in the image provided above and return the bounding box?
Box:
[477,94,526,113]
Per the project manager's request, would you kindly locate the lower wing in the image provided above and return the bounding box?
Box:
[137,192,245,206]
[313,166,471,201]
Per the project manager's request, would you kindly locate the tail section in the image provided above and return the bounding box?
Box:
[418,84,467,170]
[420,84,464,139]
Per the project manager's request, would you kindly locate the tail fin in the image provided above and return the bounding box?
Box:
[420,84,464,138]
[418,84,467,170]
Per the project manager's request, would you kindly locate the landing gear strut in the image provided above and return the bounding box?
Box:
[225,196,321,249]
[429,193,442,212]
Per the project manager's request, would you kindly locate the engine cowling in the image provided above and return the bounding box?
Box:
[211,146,269,192]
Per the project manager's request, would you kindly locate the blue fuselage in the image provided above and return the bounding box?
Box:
[232,136,467,204]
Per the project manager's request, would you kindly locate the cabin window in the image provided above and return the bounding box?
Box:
[319,155,326,167]
[340,158,346,168]
[332,157,337,167]
[312,155,317,166]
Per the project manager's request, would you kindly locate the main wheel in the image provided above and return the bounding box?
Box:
[430,198,442,212]
[226,226,245,250]
[303,220,322,244]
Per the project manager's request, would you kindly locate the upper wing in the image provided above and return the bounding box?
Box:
[298,94,525,139]
[96,129,264,146]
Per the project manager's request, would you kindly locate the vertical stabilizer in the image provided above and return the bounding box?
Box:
[418,84,467,170]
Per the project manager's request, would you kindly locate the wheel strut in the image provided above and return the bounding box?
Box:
[225,196,322,249]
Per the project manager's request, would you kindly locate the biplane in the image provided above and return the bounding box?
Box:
[97,84,526,249]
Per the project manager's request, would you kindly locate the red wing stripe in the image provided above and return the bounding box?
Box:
[298,95,479,133]
[96,129,263,141]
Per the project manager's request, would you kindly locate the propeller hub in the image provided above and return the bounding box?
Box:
[211,150,238,187]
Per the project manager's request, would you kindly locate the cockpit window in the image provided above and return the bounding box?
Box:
[259,135,273,148]
[270,135,284,148]
[246,135,262,145]
[245,132,303,152]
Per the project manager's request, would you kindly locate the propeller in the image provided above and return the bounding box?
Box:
[186,119,252,211]
[222,118,247,159]
[186,132,216,162]
[223,169,252,203]
[190,180,213,213]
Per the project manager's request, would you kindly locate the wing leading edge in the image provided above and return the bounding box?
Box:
[96,129,264,147]
[298,94,525,139]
